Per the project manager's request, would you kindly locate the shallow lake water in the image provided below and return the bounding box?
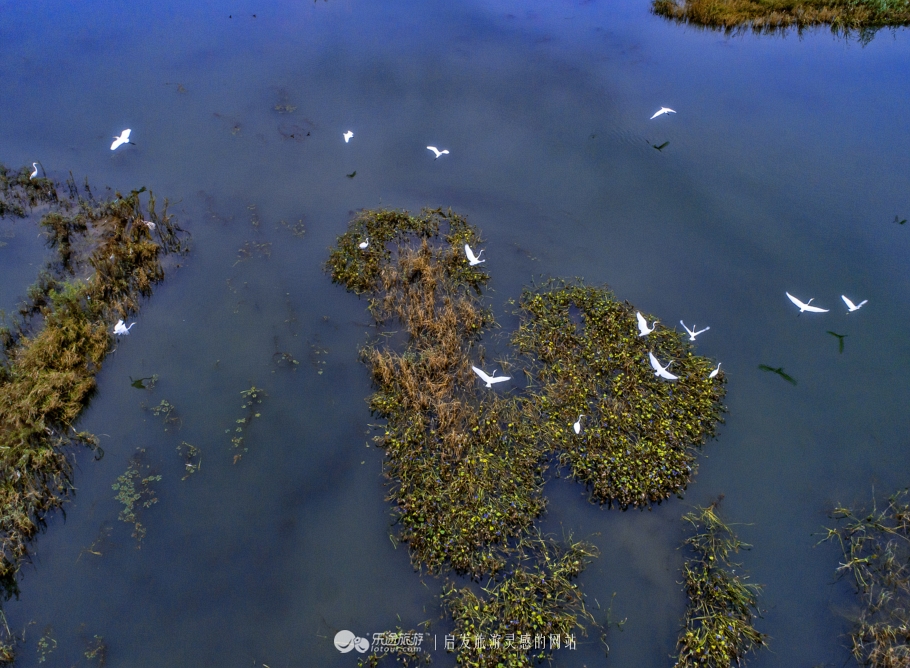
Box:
[1,0,909,665]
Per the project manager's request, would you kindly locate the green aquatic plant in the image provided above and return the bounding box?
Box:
[674,502,767,668]
[822,489,910,668]
[227,386,264,464]
[512,281,725,509]
[111,449,161,547]
[84,634,107,666]
[36,626,56,664]
[328,208,547,577]
[444,535,596,667]
[0,163,186,659]
[177,442,201,479]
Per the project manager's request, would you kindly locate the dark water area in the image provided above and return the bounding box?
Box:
[1,0,909,665]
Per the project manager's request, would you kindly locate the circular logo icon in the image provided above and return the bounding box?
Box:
[334,630,356,653]
[354,636,370,653]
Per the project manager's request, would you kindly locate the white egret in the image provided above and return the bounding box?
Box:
[30,163,39,179]
[427,146,449,159]
[573,415,585,434]
[709,363,721,379]
[648,352,678,380]
[111,129,132,151]
[786,292,829,313]
[464,244,485,266]
[680,320,710,341]
[650,107,676,119]
[636,311,657,337]
[358,238,369,250]
[841,295,867,312]
[343,131,354,143]
[472,366,510,388]
[142,220,156,230]
[113,319,135,335]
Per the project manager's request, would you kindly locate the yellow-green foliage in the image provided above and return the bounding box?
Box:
[0,165,185,617]
[675,503,766,668]
[444,536,596,668]
[512,282,725,509]
[652,0,910,33]
[329,209,547,577]
[823,490,910,668]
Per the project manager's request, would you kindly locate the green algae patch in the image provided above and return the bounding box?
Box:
[512,281,725,509]
[328,208,547,577]
[0,163,186,659]
[444,535,596,667]
[675,503,767,668]
[822,489,910,668]
[652,0,910,35]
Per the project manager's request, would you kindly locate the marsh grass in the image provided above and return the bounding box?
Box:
[675,502,767,668]
[652,0,910,35]
[512,281,726,509]
[0,162,186,661]
[822,489,910,668]
[329,208,547,577]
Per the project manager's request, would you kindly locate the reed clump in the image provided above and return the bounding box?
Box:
[328,208,548,577]
[823,489,910,668]
[0,163,186,660]
[512,281,725,509]
[652,0,910,35]
[675,502,767,668]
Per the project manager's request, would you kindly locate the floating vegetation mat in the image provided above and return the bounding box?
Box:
[513,282,725,509]
[823,489,910,668]
[675,503,767,668]
[651,0,910,35]
[328,208,547,577]
[329,208,725,665]
[0,162,186,659]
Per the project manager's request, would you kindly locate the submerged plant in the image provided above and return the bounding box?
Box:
[111,449,161,547]
[227,386,265,464]
[513,281,725,509]
[822,489,910,668]
[674,502,767,668]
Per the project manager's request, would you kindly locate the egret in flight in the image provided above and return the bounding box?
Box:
[786,292,829,313]
[650,107,676,119]
[358,238,369,250]
[427,146,449,159]
[343,131,353,143]
[573,415,585,434]
[464,244,485,266]
[841,295,867,312]
[111,129,133,151]
[709,363,721,379]
[472,366,510,388]
[636,312,657,337]
[680,320,710,341]
[114,319,135,335]
[648,352,678,380]
[29,163,39,179]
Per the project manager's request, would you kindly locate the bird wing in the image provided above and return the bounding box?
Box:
[427,146,438,154]
[488,375,511,385]
[637,312,648,334]
[648,352,661,372]
[680,320,694,336]
[857,300,868,308]
[841,295,856,310]
[694,326,710,336]
[471,366,491,384]
[803,303,829,313]
[786,292,805,309]
[649,110,662,119]
[464,244,477,263]
[122,129,131,141]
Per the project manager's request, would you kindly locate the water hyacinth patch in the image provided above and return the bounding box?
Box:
[512,281,725,509]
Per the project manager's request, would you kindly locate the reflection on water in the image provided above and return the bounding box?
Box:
[1,0,909,665]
